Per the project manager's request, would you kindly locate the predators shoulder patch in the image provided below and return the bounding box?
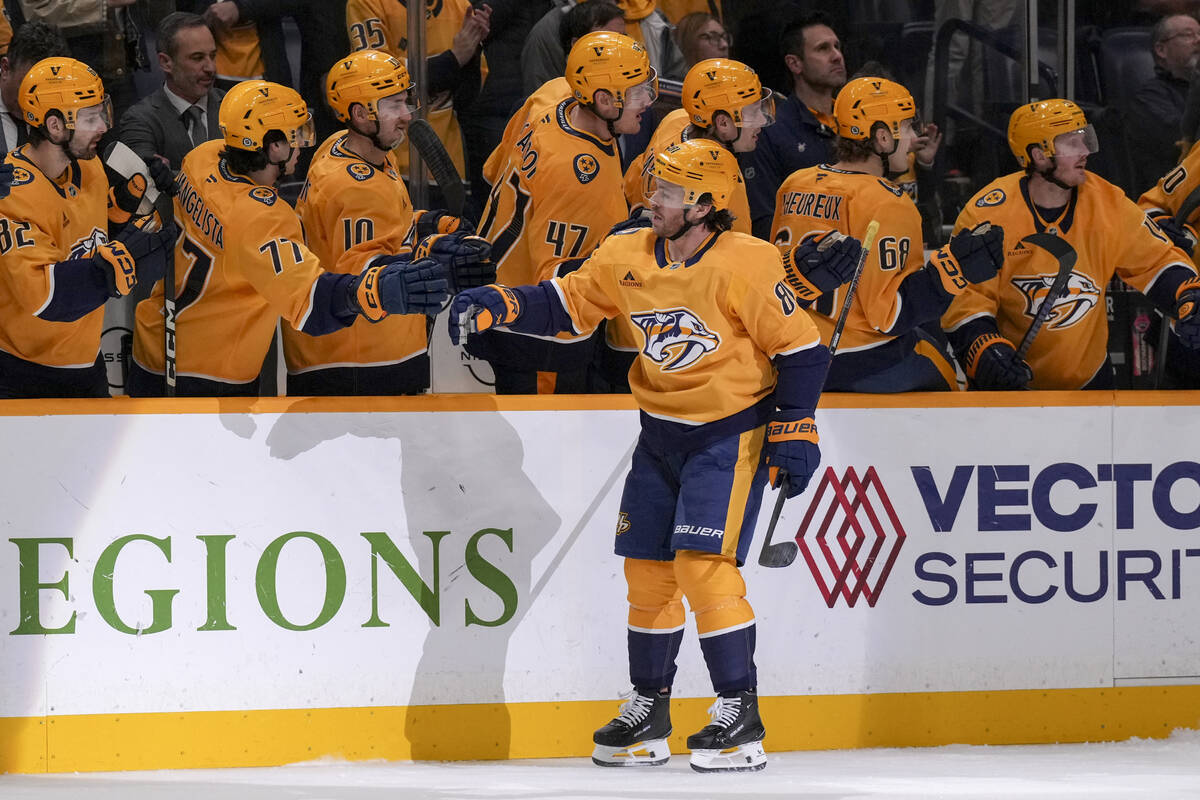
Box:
[9,166,33,188]
[249,186,277,206]
[573,153,599,184]
[347,162,374,182]
[976,188,1007,207]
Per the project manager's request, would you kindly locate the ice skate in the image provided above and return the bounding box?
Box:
[686,689,767,772]
[591,688,672,766]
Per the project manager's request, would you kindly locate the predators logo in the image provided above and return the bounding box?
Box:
[976,188,1007,207]
[573,153,599,184]
[615,512,630,535]
[630,307,721,372]
[249,186,277,206]
[69,227,107,260]
[346,162,374,182]
[1012,271,1101,330]
[8,166,33,188]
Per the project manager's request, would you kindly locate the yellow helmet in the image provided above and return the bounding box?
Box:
[18,57,109,129]
[648,138,738,209]
[566,31,658,109]
[682,59,775,129]
[833,76,916,140]
[1007,99,1097,167]
[219,80,315,151]
[326,49,414,123]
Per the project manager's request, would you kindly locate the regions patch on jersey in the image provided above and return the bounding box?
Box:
[573,153,600,184]
[1012,271,1101,329]
[976,188,1007,207]
[248,186,277,206]
[619,270,643,287]
[346,162,374,182]
[8,166,33,188]
[631,307,721,372]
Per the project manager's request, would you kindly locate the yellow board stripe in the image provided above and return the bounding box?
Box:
[4,390,1200,417]
[3,686,1199,773]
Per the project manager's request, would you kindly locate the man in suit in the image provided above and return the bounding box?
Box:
[118,11,223,173]
[0,21,70,153]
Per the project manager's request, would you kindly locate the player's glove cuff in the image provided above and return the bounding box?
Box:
[1174,276,1200,314]
[764,409,820,498]
[350,264,388,322]
[962,332,1009,378]
[107,172,149,226]
[411,209,471,242]
[926,246,969,295]
[92,241,138,297]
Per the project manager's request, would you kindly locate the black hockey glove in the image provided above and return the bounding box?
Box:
[963,332,1032,390]
[764,409,821,498]
[1155,215,1198,257]
[927,222,1005,295]
[411,209,472,241]
[147,156,177,195]
[781,230,862,302]
[1174,276,1200,349]
[607,212,652,237]
[114,214,180,263]
[448,284,521,345]
[415,232,496,292]
[348,256,448,322]
[0,161,13,200]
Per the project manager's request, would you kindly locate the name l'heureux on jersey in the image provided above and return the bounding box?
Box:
[176,171,224,248]
[776,189,844,222]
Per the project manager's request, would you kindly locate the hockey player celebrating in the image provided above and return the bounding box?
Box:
[469,31,656,394]
[0,57,176,398]
[287,50,493,395]
[623,57,775,234]
[127,80,449,397]
[770,76,1006,392]
[943,100,1200,390]
[449,139,860,772]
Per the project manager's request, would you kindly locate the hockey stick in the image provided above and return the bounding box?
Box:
[1014,232,1077,362]
[408,118,466,217]
[759,220,880,568]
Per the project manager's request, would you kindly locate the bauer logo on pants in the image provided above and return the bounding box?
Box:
[795,466,907,608]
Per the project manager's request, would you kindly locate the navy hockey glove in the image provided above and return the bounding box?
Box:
[92,241,138,297]
[607,212,652,237]
[928,222,1005,295]
[1174,276,1200,350]
[411,209,472,241]
[0,161,13,200]
[147,156,177,196]
[114,214,180,263]
[349,256,449,322]
[963,332,1032,390]
[415,232,496,292]
[781,230,862,302]
[764,409,821,498]
[1155,215,1198,257]
[448,284,522,345]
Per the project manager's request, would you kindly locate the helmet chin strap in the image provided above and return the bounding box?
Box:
[1035,158,1073,190]
[666,206,703,241]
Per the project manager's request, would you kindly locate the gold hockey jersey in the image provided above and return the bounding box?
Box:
[945,171,1195,389]
[482,76,569,187]
[132,140,329,384]
[0,147,109,367]
[287,131,426,375]
[478,98,629,287]
[1139,139,1200,226]
[346,0,482,177]
[555,228,821,424]
[770,163,925,353]
[622,108,752,235]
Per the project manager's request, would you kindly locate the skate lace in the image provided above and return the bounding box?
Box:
[705,695,742,729]
[615,689,656,727]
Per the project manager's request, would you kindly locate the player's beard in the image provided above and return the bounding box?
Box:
[67,131,101,160]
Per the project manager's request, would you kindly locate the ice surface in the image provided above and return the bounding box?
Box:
[2,730,1199,800]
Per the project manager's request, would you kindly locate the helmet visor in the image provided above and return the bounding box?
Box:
[645,175,687,210]
[625,67,659,108]
[378,91,417,117]
[287,115,316,148]
[75,95,113,133]
[740,88,776,128]
[1052,125,1098,158]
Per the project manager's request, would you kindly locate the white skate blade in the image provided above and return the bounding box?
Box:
[591,738,671,767]
[689,741,767,772]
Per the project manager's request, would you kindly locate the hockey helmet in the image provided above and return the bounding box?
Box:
[326,50,415,123]
[18,57,111,130]
[647,138,738,210]
[833,76,917,140]
[1007,99,1098,167]
[682,58,775,129]
[566,31,658,110]
[220,80,315,152]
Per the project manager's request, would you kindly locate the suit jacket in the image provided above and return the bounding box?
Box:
[117,86,225,172]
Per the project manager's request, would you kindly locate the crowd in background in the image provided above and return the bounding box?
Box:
[0,0,1199,396]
